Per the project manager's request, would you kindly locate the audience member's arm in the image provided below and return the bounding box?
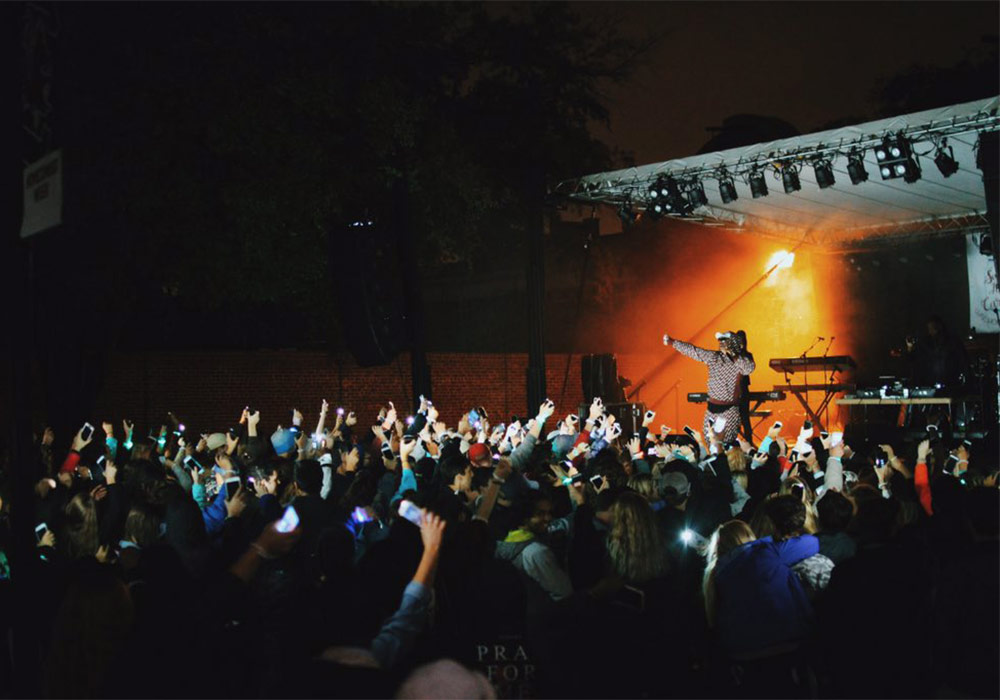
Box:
[823,441,845,493]
[474,460,512,523]
[914,439,933,516]
[370,512,446,669]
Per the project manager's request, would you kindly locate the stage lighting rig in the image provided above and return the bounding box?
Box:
[846,148,869,184]
[717,171,738,204]
[685,179,708,209]
[874,133,920,183]
[813,158,836,189]
[647,175,690,216]
[780,162,801,193]
[933,138,959,177]
[748,168,768,198]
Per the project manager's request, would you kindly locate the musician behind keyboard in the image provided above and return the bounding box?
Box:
[904,315,969,390]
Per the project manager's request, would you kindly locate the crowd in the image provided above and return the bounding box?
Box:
[0,393,997,699]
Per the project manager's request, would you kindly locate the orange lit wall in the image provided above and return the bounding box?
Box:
[568,220,858,436]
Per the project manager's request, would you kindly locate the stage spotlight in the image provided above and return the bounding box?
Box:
[748,169,768,198]
[813,158,836,188]
[874,133,920,183]
[718,174,738,204]
[781,163,801,193]
[686,180,708,209]
[846,149,869,184]
[653,176,690,215]
[765,250,795,273]
[933,139,959,177]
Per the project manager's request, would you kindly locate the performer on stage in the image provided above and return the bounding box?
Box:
[663,330,755,443]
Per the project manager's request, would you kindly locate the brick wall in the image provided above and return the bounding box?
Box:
[91,350,592,437]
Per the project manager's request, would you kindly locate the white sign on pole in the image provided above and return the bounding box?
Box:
[20,149,63,238]
[967,233,1000,332]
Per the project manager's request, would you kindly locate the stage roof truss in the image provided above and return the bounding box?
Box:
[557,97,999,246]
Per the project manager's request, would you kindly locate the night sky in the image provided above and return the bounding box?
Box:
[577,1,998,164]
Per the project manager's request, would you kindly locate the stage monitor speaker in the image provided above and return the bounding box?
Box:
[329,219,408,367]
[582,353,623,403]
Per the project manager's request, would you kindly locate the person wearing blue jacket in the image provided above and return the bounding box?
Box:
[713,534,814,659]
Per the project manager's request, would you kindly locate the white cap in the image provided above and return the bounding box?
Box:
[715,331,732,340]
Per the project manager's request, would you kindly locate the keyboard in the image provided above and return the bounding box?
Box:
[769,356,857,374]
[687,390,787,403]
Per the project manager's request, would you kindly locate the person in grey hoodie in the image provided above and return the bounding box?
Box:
[495,490,573,601]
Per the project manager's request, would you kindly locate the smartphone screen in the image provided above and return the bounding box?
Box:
[683,425,696,438]
[398,499,423,526]
[81,423,95,441]
[275,505,299,533]
[224,477,241,500]
[645,410,655,419]
[589,474,604,489]
[774,422,783,429]
[35,523,49,543]
[803,421,812,431]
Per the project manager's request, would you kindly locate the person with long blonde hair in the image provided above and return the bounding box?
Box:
[702,520,756,627]
[606,491,669,584]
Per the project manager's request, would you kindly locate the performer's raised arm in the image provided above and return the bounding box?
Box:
[663,333,717,364]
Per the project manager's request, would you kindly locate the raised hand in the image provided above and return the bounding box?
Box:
[71,426,93,452]
[37,529,56,549]
[767,422,782,439]
[102,421,114,438]
[642,410,655,428]
[916,439,931,463]
[226,431,239,454]
[627,436,641,457]
[399,436,416,462]
[419,510,447,552]
[662,332,671,346]
[42,427,55,447]
[225,485,250,519]
[384,402,398,428]
[247,411,261,429]
[292,408,304,427]
[588,397,604,421]
[493,458,513,483]
[344,446,360,472]
[345,411,357,427]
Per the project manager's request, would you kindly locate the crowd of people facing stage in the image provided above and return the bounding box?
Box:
[0,388,997,699]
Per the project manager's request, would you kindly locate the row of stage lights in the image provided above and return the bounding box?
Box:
[626,132,961,222]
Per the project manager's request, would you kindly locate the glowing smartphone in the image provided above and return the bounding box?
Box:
[398,500,423,526]
[224,477,241,500]
[352,506,373,524]
[275,505,299,533]
[81,423,95,441]
[35,523,49,543]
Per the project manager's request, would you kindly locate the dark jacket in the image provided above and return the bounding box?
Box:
[713,537,813,657]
